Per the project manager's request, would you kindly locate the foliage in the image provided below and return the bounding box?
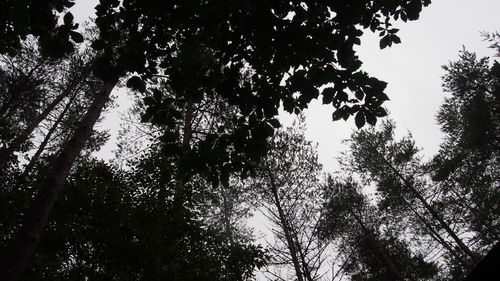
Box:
[90,0,432,184]
[320,178,438,281]
[0,1,433,279]
[0,0,81,56]
[429,46,500,249]
[0,159,267,281]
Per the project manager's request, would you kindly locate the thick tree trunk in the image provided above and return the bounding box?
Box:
[377,152,480,266]
[0,79,117,281]
[0,70,87,168]
[268,173,305,281]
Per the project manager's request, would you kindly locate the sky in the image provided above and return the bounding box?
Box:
[296,0,500,171]
[73,0,500,172]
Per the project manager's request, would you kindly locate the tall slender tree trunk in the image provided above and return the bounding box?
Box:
[173,100,194,205]
[0,79,117,281]
[22,91,79,177]
[167,100,195,271]
[0,70,87,168]
[397,191,471,268]
[221,189,235,244]
[267,172,305,281]
[376,151,480,266]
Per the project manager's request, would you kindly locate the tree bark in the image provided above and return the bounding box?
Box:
[0,79,117,281]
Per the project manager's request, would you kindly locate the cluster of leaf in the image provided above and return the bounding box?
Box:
[0,0,82,56]
[86,0,433,184]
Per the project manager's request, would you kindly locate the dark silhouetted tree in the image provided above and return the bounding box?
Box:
[0,1,431,279]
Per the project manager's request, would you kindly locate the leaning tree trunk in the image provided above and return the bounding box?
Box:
[166,100,195,272]
[267,171,305,281]
[0,69,87,168]
[173,99,194,205]
[21,91,79,177]
[376,151,480,266]
[0,79,117,281]
[396,190,471,268]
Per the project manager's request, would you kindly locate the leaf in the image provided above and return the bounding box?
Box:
[407,0,422,20]
[63,12,74,25]
[268,119,281,128]
[332,111,342,121]
[91,39,106,50]
[365,110,377,126]
[401,12,408,22]
[65,1,76,8]
[373,107,387,117]
[392,35,401,44]
[355,91,364,101]
[388,28,400,34]
[378,92,390,101]
[70,31,84,43]
[127,76,146,92]
[379,35,391,49]
[322,87,335,104]
[355,111,365,128]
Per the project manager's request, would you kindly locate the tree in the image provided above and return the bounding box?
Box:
[429,44,500,250]
[341,119,479,269]
[250,117,329,281]
[0,158,266,281]
[0,38,99,169]
[0,1,432,279]
[320,177,438,281]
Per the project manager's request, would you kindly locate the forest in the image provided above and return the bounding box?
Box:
[0,1,498,280]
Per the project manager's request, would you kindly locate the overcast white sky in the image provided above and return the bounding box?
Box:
[74,0,500,171]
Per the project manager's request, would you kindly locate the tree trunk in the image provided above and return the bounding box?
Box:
[167,100,195,272]
[377,152,480,266]
[21,91,79,177]
[296,242,314,281]
[0,69,87,168]
[268,172,305,281]
[0,79,117,281]
[397,191,470,268]
[173,100,194,205]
